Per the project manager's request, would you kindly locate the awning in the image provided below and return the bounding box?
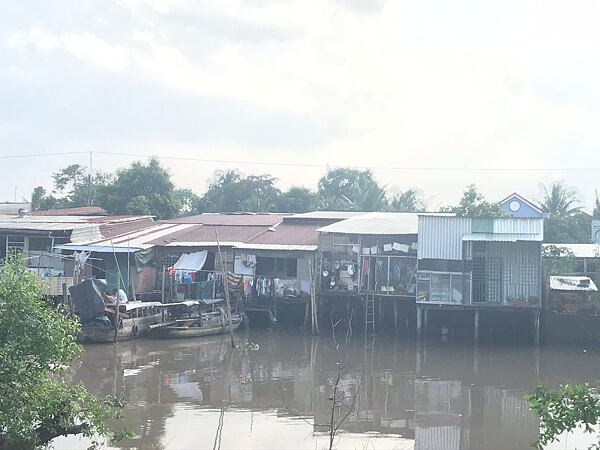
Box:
[173,251,208,271]
[550,276,598,292]
[54,244,141,253]
[462,233,541,242]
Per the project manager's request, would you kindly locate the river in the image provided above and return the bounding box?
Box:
[54,329,600,449]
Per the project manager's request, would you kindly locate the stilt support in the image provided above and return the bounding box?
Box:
[533,311,540,345]
[416,306,422,339]
[474,310,480,344]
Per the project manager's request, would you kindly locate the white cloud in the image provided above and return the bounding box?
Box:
[3,0,600,207]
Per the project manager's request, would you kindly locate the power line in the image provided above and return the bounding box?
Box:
[1,149,600,172]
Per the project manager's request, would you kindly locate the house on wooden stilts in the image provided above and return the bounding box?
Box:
[416,215,544,343]
[317,212,419,335]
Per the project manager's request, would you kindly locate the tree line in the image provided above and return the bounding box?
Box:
[31,158,599,243]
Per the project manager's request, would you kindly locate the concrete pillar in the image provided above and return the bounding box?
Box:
[474,310,480,344]
[393,300,398,333]
[416,306,422,339]
[424,308,429,337]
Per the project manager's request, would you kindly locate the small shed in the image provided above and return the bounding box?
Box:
[548,276,598,315]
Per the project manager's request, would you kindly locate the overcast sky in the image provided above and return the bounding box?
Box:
[2,0,600,209]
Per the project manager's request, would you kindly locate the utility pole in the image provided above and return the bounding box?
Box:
[88,151,93,206]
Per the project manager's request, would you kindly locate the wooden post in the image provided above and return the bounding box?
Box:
[393,300,398,333]
[533,311,540,345]
[62,282,70,315]
[214,227,235,348]
[304,301,310,328]
[416,306,422,339]
[423,308,429,337]
[309,258,319,335]
[161,265,166,304]
[474,310,480,344]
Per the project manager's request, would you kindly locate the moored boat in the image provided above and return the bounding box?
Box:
[80,301,164,343]
[151,300,242,339]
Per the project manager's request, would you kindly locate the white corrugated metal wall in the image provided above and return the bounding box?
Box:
[492,218,544,237]
[418,216,471,260]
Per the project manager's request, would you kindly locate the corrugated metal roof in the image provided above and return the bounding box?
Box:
[550,276,598,292]
[543,243,600,258]
[317,212,418,235]
[235,244,318,251]
[247,223,319,245]
[164,214,285,226]
[0,202,30,214]
[162,241,244,247]
[0,221,95,232]
[59,223,194,250]
[418,216,472,260]
[492,218,544,236]
[462,233,542,242]
[287,211,365,220]
[31,206,108,216]
[147,224,268,246]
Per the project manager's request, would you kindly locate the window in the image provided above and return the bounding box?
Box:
[256,257,275,275]
[256,256,298,278]
[7,236,25,255]
[28,237,52,252]
[286,258,297,277]
[417,271,469,304]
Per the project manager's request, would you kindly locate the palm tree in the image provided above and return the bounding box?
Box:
[541,183,582,218]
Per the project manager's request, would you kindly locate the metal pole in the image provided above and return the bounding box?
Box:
[214,227,235,348]
[88,151,93,206]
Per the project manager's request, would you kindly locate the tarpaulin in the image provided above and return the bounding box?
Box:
[69,279,107,324]
[173,251,208,271]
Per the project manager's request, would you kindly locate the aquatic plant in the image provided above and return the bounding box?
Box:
[525,383,600,449]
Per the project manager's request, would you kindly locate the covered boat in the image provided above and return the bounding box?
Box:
[152,299,242,339]
[70,279,164,343]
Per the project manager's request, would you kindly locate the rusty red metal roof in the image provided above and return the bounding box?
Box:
[147,224,269,246]
[164,214,285,226]
[99,217,157,239]
[31,206,108,216]
[245,223,319,246]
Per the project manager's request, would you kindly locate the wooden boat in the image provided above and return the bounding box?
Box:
[80,301,164,343]
[151,308,242,339]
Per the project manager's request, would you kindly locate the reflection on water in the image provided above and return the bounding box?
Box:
[54,330,600,450]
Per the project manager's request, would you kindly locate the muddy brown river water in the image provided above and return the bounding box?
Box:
[54,329,600,449]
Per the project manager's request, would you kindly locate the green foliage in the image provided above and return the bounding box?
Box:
[542,245,577,275]
[390,189,425,212]
[0,258,124,448]
[31,164,112,212]
[542,183,582,218]
[317,168,387,211]
[525,384,600,448]
[544,214,591,243]
[273,186,318,213]
[442,184,506,217]
[31,186,58,212]
[173,188,200,217]
[241,174,281,212]
[104,158,177,219]
[195,170,281,213]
